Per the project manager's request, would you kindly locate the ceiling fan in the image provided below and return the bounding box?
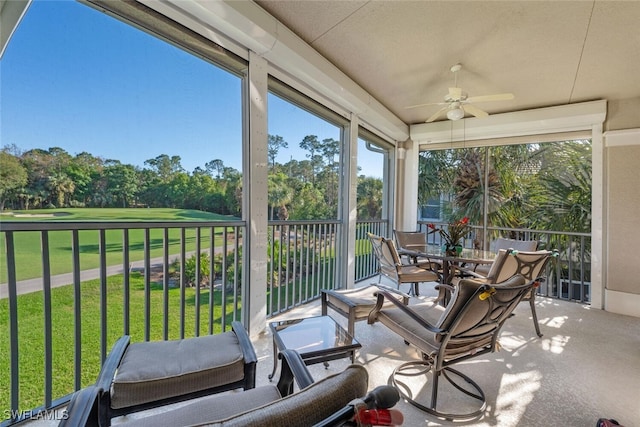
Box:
[406,64,514,123]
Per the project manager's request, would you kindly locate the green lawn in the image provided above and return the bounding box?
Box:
[0,208,241,282]
[0,271,239,414]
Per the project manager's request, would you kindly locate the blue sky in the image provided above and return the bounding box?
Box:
[1,0,383,177]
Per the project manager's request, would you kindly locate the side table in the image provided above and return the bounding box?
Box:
[268,315,361,380]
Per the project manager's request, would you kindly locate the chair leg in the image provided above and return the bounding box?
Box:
[406,283,415,297]
[389,360,486,421]
[321,293,328,316]
[347,308,356,337]
[529,295,543,337]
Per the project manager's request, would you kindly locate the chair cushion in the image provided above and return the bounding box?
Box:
[111,332,245,409]
[397,264,439,282]
[116,385,283,427]
[199,364,369,427]
[437,279,485,332]
[377,300,444,355]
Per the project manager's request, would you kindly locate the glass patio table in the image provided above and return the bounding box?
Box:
[398,243,497,285]
[268,315,361,381]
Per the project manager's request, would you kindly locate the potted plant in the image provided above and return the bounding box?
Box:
[428,216,471,256]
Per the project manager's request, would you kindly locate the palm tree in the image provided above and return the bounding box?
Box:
[356,176,383,219]
[527,141,591,233]
[268,172,294,220]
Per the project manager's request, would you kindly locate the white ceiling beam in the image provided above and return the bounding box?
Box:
[410,100,607,144]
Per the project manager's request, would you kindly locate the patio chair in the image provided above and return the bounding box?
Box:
[95,321,257,426]
[367,274,533,421]
[394,230,444,274]
[472,238,538,276]
[61,349,380,427]
[368,232,440,296]
[453,248,554,337]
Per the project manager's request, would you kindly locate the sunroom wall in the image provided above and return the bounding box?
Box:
[602,96,640,317]
[604,128,640,317]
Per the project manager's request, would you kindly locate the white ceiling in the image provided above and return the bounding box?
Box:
[255,0,640,125]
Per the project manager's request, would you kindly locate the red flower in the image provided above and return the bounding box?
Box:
[427,216,472,246]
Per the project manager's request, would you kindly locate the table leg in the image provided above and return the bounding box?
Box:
[441,260,453,306]
[442,260,452,284]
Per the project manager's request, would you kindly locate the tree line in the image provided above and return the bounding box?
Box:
[0,136,384,220]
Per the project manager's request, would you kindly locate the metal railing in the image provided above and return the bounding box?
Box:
[266,220,339,316]
[266,219,392,316]
[1,220,245,425]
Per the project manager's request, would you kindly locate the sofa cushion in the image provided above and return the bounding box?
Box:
[116,385,282,427]
[198,364,368,427]
[114,364,368,427]
[111,331,245,409]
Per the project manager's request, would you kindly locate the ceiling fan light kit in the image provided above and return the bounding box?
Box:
[446,107,465,120]
[406,63,515,123]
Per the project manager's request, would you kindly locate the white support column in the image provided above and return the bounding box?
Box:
[590,123,604,310]
[396,138,419,231]
[338,115,359,289]
[244,51,269,337]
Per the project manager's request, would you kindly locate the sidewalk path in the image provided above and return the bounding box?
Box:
[1,242,236,299]
[1,256,176,299]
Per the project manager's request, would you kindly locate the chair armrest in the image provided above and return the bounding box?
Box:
[434,283,455,293]
[367,290,442,334]
[59,386,100,427]
[232,321,258,365]
[276,349,315,396]
[232,321,258,390]
[321,288,359,308]
[322,285,410,307]
[95,335,130,426]
[95,335,130,391]
[375,284,411,305]
[415,259,442,270]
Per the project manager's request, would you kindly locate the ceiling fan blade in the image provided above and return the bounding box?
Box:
[448,87,463,100]
[463,104,489,118]
[426,106,450,123]
[466,93,514,103]
[405,101,447,109]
